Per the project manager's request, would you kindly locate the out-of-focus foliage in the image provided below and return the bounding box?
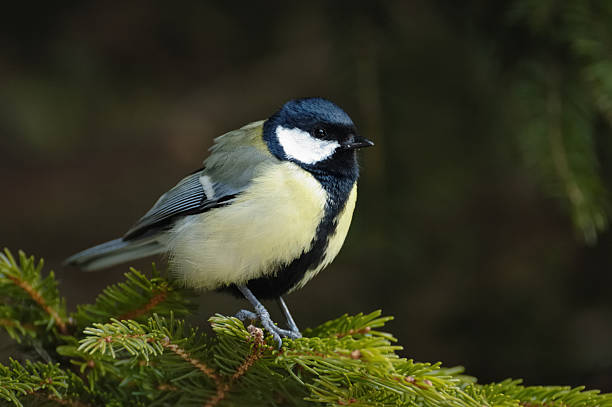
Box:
[507,0,612,243]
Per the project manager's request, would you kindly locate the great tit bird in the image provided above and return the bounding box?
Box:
[65,97,374,347]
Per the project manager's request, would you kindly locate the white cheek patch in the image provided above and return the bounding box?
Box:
[276,125,340,164]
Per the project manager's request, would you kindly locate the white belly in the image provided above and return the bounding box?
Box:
[167,161,327,290]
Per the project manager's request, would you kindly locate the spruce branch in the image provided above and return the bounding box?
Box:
[0,314,36,343]
[74,266,196,329]
[0,249,70,340]
[71,313,489,406]
[77,316,273,406]
[474,379,612,407]
[1,249,611,406]
[2,273,66,335]
[0,359,92,407]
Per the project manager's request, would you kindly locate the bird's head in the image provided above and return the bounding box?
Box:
[263,98,374,177]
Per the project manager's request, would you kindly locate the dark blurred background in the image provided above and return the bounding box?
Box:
[2,0,612,392]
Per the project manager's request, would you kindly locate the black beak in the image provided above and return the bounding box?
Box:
[341,135,375,150]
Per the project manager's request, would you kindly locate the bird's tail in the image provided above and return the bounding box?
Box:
[64,237,166,271]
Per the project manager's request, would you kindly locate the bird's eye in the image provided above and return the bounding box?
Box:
[314,128,327,139]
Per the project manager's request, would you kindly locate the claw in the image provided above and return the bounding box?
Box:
[236,286,302,349]
[258,314,284,349]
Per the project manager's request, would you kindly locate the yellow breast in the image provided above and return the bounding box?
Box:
[168,161,327,290]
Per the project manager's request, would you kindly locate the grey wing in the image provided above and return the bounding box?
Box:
[123,170,240,240]
[66,120,271,271]
[64,170,223,271]
[65,170,247,271]
[124,120,271,240]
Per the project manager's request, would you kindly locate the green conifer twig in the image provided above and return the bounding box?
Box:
[0,249,70,338]
[1,249,611,407]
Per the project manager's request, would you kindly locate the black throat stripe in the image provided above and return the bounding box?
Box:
[224,171,356,300]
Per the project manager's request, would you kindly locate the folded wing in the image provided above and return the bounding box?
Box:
[65,120,273,271]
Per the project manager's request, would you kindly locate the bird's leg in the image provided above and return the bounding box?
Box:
[234,285,298,348]
[276,296,302,338]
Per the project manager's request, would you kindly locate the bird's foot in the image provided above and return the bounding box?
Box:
[235,308,301,348]
[235,309,257,321]
[235,286,302,348]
